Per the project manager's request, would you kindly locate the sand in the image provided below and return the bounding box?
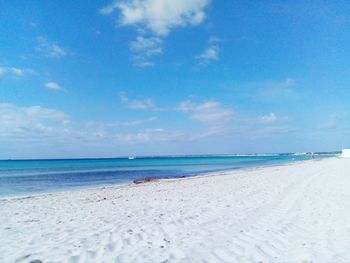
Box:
[1,157,350,263]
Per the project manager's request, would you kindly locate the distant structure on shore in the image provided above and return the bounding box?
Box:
[342,149,350,158]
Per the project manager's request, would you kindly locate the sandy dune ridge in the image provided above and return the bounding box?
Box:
[1,157,350,263]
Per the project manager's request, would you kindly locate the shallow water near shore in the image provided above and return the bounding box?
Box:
[0,154,333,197]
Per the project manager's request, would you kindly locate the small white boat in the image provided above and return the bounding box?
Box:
[128,156,136,160]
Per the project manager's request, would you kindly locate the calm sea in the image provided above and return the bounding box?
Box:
[0,154,332,197]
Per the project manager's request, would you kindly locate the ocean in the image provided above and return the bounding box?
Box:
[0,154,333,197]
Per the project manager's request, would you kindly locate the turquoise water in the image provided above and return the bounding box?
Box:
[0,154,331,197]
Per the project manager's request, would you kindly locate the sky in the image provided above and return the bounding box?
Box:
[1,0,350,159]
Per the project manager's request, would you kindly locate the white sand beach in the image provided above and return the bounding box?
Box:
[1,157,350,263]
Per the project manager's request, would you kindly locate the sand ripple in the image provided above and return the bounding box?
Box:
[1,158,350,262]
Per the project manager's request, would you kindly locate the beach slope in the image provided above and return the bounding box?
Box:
[1,157,350,262]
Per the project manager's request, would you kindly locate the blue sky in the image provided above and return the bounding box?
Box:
[1,0,350,159]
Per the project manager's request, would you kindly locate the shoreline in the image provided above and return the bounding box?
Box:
[0,156,326,201]
[0,152,337,161]
[1,157,349,262]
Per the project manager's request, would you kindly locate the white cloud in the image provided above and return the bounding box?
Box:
[100,0,210,65]
[0,67,30,77]
[86,116,157,128]
[130,36,162,54]
[0,104,69,127]
[0,103,69,141]
[258,112,277,124]
[111,128,184,144]
[129,36,162,66]
[100,0,209,36]
[227,78,298,101]
[198,47,218,60]
[120,93,157,110]
[0,103,177,149]
[45,82,62,91]
[122,116,157,126]
[36,37,67,58]
[136,61,155,67]
[197,37,220,62]
[0,101,307,158]
[179,100,234,124]
[8,67,24,76]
